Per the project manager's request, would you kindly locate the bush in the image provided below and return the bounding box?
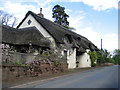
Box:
[108,58,115,64]
[88,51,97,67]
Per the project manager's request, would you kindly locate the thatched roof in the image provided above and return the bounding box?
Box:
[17,11,99,52]
[1,25,50,48]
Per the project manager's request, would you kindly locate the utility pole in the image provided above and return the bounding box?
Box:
[101,39,102,50]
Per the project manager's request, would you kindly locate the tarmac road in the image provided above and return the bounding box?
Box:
[11,65,119,88]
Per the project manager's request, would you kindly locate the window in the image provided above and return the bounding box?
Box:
[27,20,31,25]
[64,51,67,60]
[65,34,72,44]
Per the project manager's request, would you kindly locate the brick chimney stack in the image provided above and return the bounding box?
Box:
[39,8,44,17]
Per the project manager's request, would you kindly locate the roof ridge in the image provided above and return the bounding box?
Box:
[19,26,37,30]
[2,25,19,31]
[29,11,87,39]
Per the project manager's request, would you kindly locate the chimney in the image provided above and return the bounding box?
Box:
[39,8,44,17]
[40,8,42,14]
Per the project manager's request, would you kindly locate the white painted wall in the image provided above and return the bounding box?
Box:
[77,49,91,68]
[67,48,76,69]
[18,14,56,48]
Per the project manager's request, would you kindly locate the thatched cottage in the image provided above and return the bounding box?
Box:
[16,9,98,69]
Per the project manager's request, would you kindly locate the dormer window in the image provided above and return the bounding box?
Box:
[64,34,72,44]
[78,37,81,41]
[27,20,31,25]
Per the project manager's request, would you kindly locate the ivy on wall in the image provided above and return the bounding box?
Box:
[88,51,97,67]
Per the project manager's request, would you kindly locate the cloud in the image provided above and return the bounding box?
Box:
[75,11,86,15]
[68,15,84,30]
[4,1,35,13]
[1,1,53,26]
[63,0,118,11]
[76,27,101,47]
[81,0,118,11]
[0,7,4,10]
[68,10,86,30]
[66,9,72,12]
[33,0,53,8]
[42,5,53,20]
[102,33,118,51]
[75,27,118,52]
[2,1,38,24]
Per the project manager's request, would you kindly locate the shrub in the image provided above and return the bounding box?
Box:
[88,51,97,67]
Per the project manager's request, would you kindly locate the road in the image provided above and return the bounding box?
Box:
[12,65,118,88]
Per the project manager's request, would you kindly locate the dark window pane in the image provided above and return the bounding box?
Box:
[28,20,31,25]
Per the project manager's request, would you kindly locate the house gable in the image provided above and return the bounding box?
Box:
[17,12,56,48]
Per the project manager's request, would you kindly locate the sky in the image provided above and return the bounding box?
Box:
[0,0,119,53]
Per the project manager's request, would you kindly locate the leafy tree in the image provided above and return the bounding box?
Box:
[97,49,113,64]
[103,49,111,63]
[52,5,69,27]
[112,49,120,65]
[0,10,17,27]
[97,50,105,64]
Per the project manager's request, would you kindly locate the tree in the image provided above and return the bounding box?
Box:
[97,49,113,64]
[0,10,17,27]
[52,5,69,27]
[112,49,120,65]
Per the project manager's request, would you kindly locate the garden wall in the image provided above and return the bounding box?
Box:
[2,51,68,81]
[2,63,68,81]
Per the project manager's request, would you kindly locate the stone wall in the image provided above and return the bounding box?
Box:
[2,63,68,81]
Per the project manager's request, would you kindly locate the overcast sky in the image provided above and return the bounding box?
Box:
[0,0,119,52]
